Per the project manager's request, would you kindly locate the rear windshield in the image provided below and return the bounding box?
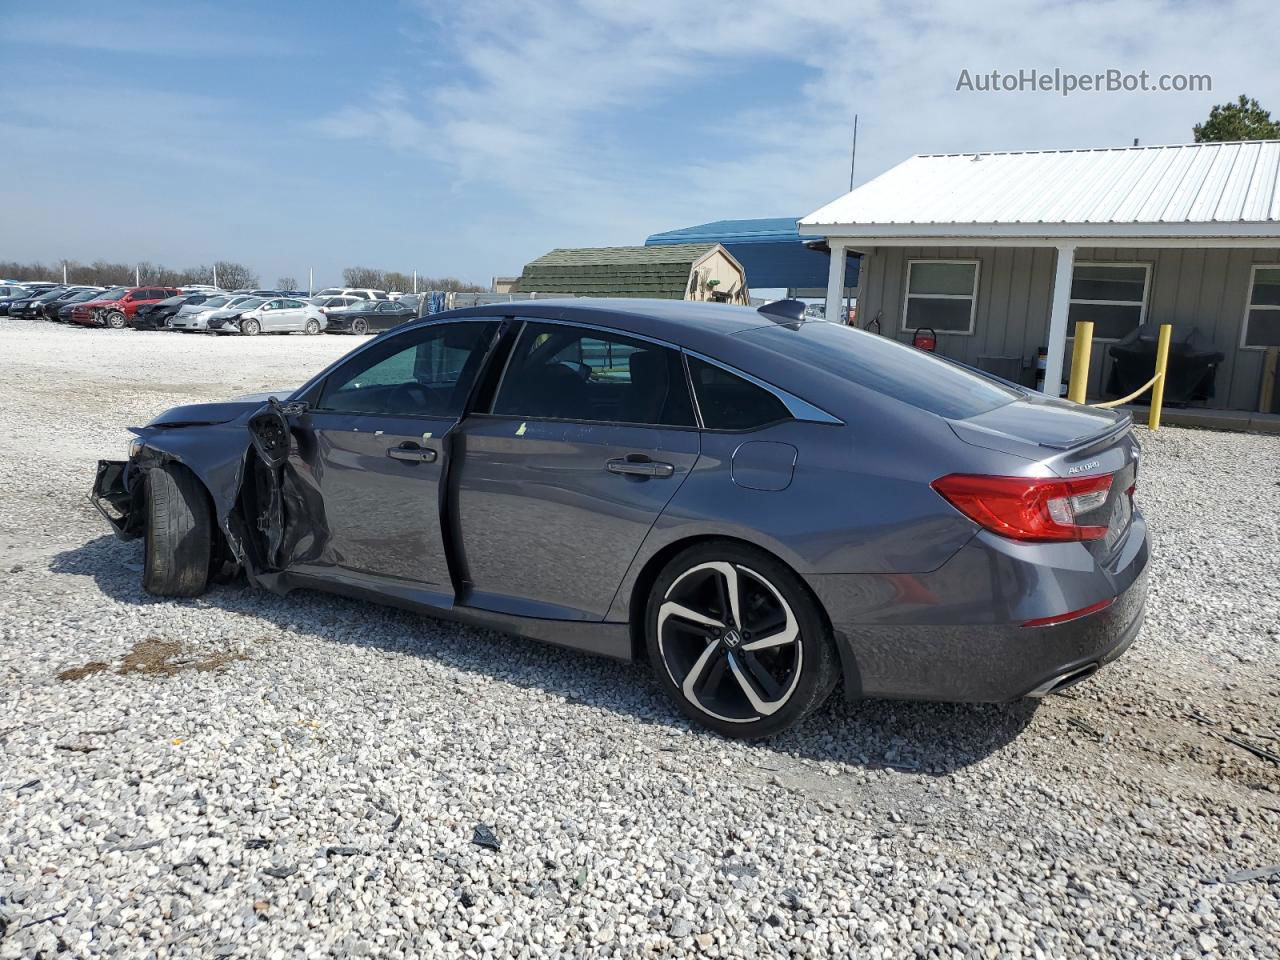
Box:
[739,321,1020,420]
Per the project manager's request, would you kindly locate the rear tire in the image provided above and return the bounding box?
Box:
[645,541,838,739]
[304,318,320,335]
[143,463,214,597]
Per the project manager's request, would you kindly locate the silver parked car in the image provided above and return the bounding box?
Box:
[91,299,1148,739]
[208,297,326,336]
[170,295,262,332]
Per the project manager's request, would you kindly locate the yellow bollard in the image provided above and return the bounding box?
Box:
[1067,321,1094,404]
[1148,323,1172,431]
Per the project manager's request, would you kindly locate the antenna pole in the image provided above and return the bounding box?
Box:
[849,114,858,191]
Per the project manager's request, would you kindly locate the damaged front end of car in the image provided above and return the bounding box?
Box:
[90,395,331,593]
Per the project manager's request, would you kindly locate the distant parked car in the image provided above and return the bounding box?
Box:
[2,286,59,317]
[311,294,362,311]
[71,286,182,328]
[170,295,263,332]
[134,293,222,330]
[41,287,106,321]
[12,286,102,319]
[313,287,389,301]
[34,286,104,320]
[55,289,112,323]
[208,297,326,336]
[0,285,32,315]
[323,298,415,334]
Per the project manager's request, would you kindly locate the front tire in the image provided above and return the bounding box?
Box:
[143,463,214,597]
[241,318,261,336]
[350,317,368,335]
[645,542,838,739]
[105,310,127,329]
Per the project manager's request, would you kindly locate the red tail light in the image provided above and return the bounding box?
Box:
[931,473,1114,542]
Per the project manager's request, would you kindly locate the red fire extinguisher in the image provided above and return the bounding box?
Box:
[912,327,937,352]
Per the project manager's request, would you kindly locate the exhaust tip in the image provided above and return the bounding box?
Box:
[1026,662,1099,698]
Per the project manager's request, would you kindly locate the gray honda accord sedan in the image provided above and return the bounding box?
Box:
[91,298,1148,738]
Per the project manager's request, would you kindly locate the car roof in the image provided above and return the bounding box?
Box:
[431,298,778,356]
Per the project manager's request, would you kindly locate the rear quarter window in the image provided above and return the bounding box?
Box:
[738,322,1020,421]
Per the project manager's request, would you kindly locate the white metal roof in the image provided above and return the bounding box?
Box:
[799,141,1280,240]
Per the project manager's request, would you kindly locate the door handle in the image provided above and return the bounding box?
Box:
[388,444,437,463]
[606,457,674,478]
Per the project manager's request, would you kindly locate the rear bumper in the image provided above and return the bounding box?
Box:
[812,512,1150,703]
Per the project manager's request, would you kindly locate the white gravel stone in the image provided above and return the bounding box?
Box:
[0,316,1278,957]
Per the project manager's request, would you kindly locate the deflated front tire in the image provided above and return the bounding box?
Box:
[143,462,214,597]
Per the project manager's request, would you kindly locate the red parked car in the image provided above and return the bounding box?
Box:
[71,286,181,329]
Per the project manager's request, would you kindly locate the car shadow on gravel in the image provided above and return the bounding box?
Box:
[53,535,1037,774]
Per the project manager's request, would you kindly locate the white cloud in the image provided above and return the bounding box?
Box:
[314,0,1280,251]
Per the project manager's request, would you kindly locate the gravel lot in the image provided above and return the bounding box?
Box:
[1,317,1278,959]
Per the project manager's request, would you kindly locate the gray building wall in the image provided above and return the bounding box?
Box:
[856,245,1280,411]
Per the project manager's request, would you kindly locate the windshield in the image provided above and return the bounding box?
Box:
[99,287,130,300]
[199,296,231,309]
[231,297,265,310]
[739,321,1021,420]
[70,290,102,302]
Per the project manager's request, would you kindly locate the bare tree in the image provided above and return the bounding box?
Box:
[213,261,260,290]
[342,266,386,289]
[276,276,298,291]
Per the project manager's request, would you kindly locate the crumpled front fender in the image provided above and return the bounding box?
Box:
[92,398,331,594]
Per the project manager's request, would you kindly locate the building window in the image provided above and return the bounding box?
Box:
[1242,265,1280,349]
[902,260,979,334]
[1068,263,1149,341]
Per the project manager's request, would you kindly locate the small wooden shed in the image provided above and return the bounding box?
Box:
[511,243,749,303]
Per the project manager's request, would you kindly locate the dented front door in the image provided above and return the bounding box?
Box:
[281,320,500,605]
[307,411,453,597]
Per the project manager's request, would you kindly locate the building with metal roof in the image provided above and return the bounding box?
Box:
[799,141,1280,414]
[511,243,750,304]
[645,217,858,293]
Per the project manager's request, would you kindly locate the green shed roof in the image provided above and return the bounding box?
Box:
[512,243,720,299]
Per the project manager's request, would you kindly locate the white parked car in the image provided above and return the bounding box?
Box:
[310,294,364,311]
[312,287,389,301]
[208,296,327,335]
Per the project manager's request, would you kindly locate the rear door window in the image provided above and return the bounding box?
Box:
[492,321,695,427]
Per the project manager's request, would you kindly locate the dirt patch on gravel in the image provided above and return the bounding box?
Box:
[56,661,110,681]
[58,638,246,681]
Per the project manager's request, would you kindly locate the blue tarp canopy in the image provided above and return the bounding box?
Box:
[645,217,858,291]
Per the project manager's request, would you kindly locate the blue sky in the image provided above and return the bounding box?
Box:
[2,0,1277,289]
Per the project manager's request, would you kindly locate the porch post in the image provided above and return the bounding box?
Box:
[824,239,848,323]
[1043,243,1076,397]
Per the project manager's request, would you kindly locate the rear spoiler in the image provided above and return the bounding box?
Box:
[1034,415,1132,452]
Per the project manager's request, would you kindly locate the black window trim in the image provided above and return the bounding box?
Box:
[307,316,502,419]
